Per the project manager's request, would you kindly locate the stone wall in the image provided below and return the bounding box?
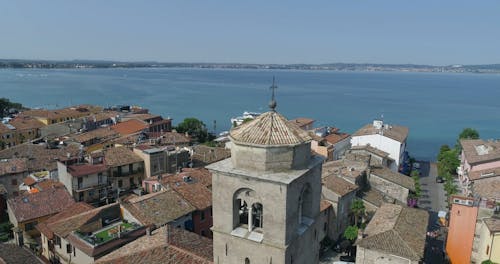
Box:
[356,246,418,264]
[368,174,409,203]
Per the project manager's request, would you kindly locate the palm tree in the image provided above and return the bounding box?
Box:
[350,199,365,227]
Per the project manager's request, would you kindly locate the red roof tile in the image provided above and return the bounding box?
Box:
[173,183,212,210]
[37,202,94,240]
[67,163,107,177]
[111,119,148,135]
[7,186,75,222]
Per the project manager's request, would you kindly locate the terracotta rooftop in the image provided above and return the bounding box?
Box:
[289,117,315,129]
[351,144,391,158]
[146,131,191,145]
[461,139,500,165]
[161,168,212,189]
[173,183,212,210]
[191,145,231,166]
[49,203,119,240]
[73,127,118,144]
[230,111,312,146]
[127,190,196,226]
[0,243,44,264]
[8,116,45,130]
[358,188,402,208]
[111,119,148,135]
[323,175,359,196]
[67,163,107,177]
[358,203,428,261]
[322,159,368,185]
[104,146,143,167]
[0,158,28,175]
[370,166,415,191]
[324,132,350,145]
[472,177,500,200]
[469,167,500,181]
[96,225,213,264]
[320,200,333,212]
[0,143,81,171]
[484,218,500,233]
[121,113,161,122]
[353,123,409,143]
[7,186,75,222]
[37,202,94,240]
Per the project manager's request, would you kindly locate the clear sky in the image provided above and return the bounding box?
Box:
[1,1,499,65]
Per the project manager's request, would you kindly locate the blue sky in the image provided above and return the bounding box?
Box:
[1,1,499,65]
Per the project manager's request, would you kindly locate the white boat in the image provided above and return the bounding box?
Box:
[230,111,261,126]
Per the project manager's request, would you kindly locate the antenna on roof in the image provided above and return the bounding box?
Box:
[269,76,278,111]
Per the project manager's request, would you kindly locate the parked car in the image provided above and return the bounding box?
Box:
[412,162,421,170]
[436,176,444,183]
[339,255,356,262]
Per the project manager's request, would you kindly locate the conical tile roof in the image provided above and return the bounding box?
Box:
[230,111,312,146]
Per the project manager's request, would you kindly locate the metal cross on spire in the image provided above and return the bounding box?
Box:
[269,76,278,111]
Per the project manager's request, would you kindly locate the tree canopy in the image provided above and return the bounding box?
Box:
[0,98,24,118]
[343,225,359,241]
[459,128,480,140]
[175,117,213,143]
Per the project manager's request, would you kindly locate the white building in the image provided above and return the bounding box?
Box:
[351,120,408,172]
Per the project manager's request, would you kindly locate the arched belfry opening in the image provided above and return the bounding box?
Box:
[298,184,313,225]
[233,188,263,232]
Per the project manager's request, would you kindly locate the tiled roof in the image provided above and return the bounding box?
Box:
[0,243,44,264]
[67,163,107,177]
[173,183,212,210]
[370,167,415,191]
[127,190,196,226]
[146,131,191,145]
[472,177,500,200]
[23,176,36,186]
[121,113,160,122]
[322,175,358,196]
[353,123,409,143]
[49,203,119,239]
[0,143,81,171]
[484,218,500,233]
[230,111,312,146]
[0,158,28,175]
[111,119,148,135]
[37,202,94,240]
[191,145,231,166]
[7,186,75,222]
[289,117,315,129]
[320,200,333,212]
[161,168,212,188]
[8,116,45,130]
[96,225,213,264]
[358,188,402,208]
[73,127,118,144]
[460,139,500,165]
[324,132,350,145]
[322,159,368,185]
[358,203,428,261]
[104,146,143,167]
[351,145,390,158]
[469,167,500,181]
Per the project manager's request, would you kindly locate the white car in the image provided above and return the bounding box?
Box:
[412,162,421,170]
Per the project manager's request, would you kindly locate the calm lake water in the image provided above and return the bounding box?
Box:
[1,68,500,160]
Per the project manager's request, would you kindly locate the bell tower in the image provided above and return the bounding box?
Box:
[207,79,323,264]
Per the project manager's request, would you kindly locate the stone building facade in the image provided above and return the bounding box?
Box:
[208,105,324,264]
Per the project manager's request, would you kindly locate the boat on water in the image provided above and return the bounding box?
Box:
[230,111,261,127]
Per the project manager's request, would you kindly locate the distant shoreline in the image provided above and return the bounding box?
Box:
[2,59,500,74]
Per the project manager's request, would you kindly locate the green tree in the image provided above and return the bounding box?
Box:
[175,118,213,143]
[411,170,422,198]
[350,199,366,227]
[0,98,24,118]
[456,128,480,152]
[343,225,359,241]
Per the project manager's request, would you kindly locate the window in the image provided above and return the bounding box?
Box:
[486,245,490,255]
[11,179,17,185]
[118,180,123,188]
[66,244,72,254]
[25,221,38,231]
[78,192,84,202]
[245,258,250,264]
[200,211,206,221]
[98,173,103,184]
[55,236,61,248]
[201,230,206,237]
[77,177,83,189]
[252,203,263,229]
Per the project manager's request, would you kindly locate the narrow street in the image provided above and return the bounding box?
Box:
[418,161,447,263]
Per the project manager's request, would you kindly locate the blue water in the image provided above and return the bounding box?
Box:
[1,68,500,161]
